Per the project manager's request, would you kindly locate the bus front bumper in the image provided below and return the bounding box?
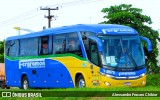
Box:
[101,75,146,87]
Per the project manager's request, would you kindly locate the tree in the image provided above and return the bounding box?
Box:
[101,4,160,73]
[0,40,4,63]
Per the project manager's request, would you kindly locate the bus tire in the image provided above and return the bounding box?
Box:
[76,75,86,88]
[22,76,29,90]
[6,86,10,89]
[1,84,5,89]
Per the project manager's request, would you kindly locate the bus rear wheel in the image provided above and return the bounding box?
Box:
[76,75,86,88]
[22,76,29,90]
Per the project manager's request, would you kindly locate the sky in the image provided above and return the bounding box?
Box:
[0,0,160,40]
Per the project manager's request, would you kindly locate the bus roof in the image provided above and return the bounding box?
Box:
[6,24,138,41]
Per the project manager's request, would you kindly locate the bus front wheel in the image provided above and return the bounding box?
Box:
[76,75,86,88]
[22,76,29,90]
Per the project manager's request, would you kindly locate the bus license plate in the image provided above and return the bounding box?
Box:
[124,82,131,86]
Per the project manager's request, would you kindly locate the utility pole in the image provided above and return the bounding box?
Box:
[40,7,58,28]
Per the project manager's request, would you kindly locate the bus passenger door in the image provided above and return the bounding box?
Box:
[88,39,101,87]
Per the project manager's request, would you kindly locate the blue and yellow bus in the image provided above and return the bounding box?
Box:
[5,24,152,89]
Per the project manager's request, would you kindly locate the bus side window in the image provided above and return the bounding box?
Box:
[68,39,75,51]
[40,36,49,55]
[8,40,19,57]
[19,38,38,56]
[59,40,66,52]
[5,41,11,56]
[53,34,66,54]
[20,39,27,56]
[53,39,59,54]
[27,37,39,56]
[67,32,82,57]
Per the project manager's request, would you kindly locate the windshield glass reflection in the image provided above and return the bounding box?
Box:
[99,35,145,70]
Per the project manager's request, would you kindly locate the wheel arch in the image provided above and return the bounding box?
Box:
[21,73,29,86]
[21,74,28,81]
[75,73,85,87]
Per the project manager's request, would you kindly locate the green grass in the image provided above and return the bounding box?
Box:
[1,85,160,91]
[1,74,160,100]
[0,86,160,100]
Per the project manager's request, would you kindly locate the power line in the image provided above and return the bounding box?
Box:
[0,0,102,27]
[40,0,101,28]
[48,0,101,8]
[0,8,40,25]
[0,11,46,27]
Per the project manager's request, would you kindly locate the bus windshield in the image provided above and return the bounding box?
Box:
[99,35,145,70]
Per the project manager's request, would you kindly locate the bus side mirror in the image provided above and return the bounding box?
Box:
[140,36,152,52]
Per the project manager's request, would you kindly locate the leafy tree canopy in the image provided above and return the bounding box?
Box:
[101,4,160,73]
[0,40,4,63]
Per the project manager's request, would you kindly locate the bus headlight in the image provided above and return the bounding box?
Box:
[140,73,146,77]
[99,72,106,76]
[104,82,111,86]
[106,74,114,78]
[142,81,146,85]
